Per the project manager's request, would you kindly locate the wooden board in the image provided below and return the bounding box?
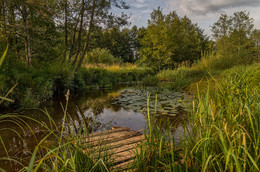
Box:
[78,127,144,171]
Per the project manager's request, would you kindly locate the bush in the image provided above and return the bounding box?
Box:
[20,88,41,108]
[142,75,159,86]
[47,63,74,94]
[85,48,122,65]
[157,67,193,89]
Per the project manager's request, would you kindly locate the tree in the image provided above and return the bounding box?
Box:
[211,11,255,61]
[0,0,59,65]
[75,0,96,71]
[0,0,129,67]
[251,29,260,59]
[97,27,135,63]
[138,7,209,69]
[72,0,85,65]
[74,0,129,71]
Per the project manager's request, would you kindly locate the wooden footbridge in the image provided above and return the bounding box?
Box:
[79,126,144,171]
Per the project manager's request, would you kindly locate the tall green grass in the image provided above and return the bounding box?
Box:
[134,64,260,171]
[184,65,260,171]
[156,52,257,90]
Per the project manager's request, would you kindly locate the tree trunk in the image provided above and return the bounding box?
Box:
[75,0,96,72]
[62,0,68,63]
[72,0,85,65]
[9,2,20,59]
[2,1,7,34]
[68,19,79,61]
[15,36,20,59]
[21,3,32,66]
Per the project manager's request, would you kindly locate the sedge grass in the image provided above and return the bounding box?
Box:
[135,64,259,171]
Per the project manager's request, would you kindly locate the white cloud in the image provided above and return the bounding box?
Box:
[114,0,260,36]
[165,0,260,36]
[169,0,260,15]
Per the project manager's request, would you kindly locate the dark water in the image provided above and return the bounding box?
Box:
[0,86,190,171]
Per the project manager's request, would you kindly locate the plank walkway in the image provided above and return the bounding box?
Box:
[78,126,144,171]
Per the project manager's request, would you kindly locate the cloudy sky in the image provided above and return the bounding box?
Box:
[115,0,260,37]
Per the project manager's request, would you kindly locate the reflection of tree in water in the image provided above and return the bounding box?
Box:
[66,91,124,133]
[74,93,122,116]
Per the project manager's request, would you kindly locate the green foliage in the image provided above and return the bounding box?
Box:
[75,65,154,90]
[85,48,121,65]
[0,61,74,108]
[211,11,256,62]
[20,88,41,108]
[138,7,210,69]
[92,26,138,63]
[157,49,257,89]
[0,59,154,108]
[142,75,159,86]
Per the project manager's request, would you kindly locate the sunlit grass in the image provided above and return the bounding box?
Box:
[135,64,260,171]
[83,63,147,72]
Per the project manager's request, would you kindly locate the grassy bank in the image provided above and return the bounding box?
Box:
[156,53,256,89]
[134,63,260,171]
[0,60,154,108]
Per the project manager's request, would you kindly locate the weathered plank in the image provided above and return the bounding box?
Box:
[88,127,130,138]
[79,127,144,171]
[87,131,142,147]
[92,142,141,157]
[92,134,144,150]
[86,130,140,144]
[113,147,139,164]
[110,142,141,154]
[112,159,134,170]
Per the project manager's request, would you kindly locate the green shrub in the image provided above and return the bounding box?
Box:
[157,67,193,89]
[85,48,121,65]
[47,63,74,94]
[142,75,159,86]
[20,88,41,108]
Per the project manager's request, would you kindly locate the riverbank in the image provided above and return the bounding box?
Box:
[1,54,259,171]
[14,61,259,171]
[0,62,154,108]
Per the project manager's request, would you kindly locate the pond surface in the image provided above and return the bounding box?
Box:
[0,86,191,171]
